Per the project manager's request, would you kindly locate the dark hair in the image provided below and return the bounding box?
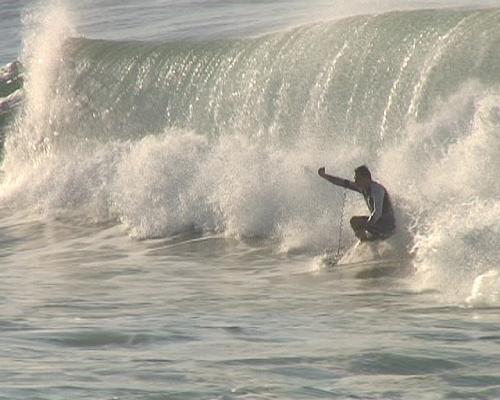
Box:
[354,165,371,179]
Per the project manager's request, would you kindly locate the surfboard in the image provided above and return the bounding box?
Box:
[321,238,414,279]
[326,257,409,279]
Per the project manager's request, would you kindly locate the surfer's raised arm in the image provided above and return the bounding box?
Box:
[317,167,360,192]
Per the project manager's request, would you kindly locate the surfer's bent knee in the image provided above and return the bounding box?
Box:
[350,216,368,230]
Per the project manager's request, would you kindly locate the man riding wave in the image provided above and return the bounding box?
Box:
[318,165,395,242]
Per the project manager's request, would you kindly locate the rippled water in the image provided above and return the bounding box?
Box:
[1,210,499,399]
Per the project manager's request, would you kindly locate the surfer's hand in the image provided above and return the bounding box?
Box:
[318,167,325,177]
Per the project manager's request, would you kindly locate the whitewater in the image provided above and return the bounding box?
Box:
[1,1,500,399]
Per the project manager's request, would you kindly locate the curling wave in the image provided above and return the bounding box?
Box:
[2,5,500,303]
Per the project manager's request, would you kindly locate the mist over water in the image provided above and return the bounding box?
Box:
[2,3,500,307]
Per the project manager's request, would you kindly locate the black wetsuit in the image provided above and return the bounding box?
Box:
[361,181,396,238]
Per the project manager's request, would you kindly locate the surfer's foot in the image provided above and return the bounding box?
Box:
[354,229,369,242]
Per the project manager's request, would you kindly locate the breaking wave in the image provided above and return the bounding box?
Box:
[2,4,500,303]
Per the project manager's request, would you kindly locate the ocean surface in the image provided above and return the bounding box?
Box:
[1,1,500,399]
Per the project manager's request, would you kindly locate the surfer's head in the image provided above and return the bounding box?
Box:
[354,165,371,189]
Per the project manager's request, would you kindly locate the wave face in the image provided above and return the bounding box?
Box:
[2,5,500,302]
[0,61,23,150]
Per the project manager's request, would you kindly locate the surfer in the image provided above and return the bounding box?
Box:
[318,165,395,242]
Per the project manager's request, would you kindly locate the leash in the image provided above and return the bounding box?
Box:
[335,188,347,260]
